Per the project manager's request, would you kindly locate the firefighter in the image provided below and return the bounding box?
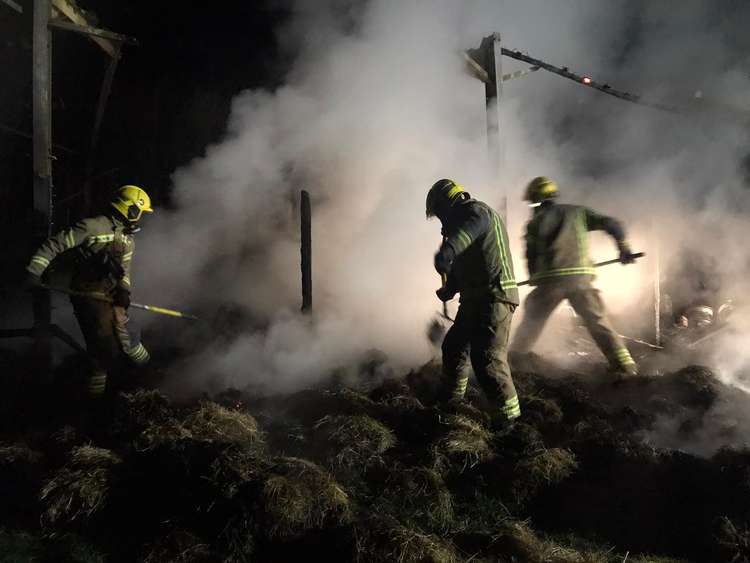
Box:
[511,176,638,376]
[427,179,521,423]
[25,185,154,397]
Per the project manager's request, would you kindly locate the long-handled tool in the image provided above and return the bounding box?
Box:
[44,285,199,321]
[516,252,645,287]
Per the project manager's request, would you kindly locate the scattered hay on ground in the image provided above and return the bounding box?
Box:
[312,414,396,470]
[260,457,351,539]
[141,529,218,563]
[40,445,122,526]
[512,448,578,503]
[378,466,454,532]
[432,415,493,474]
[0,529,105,563]
[354,516,459,563]
[136,401,263,453]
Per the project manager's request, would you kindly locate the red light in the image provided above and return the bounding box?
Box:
[582,76,592,85]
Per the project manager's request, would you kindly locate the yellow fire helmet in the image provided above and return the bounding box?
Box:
[426,179,467,218]
[111,185,154,222]
[524,176,559,204]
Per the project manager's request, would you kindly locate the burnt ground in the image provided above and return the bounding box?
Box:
[1,348,750,562]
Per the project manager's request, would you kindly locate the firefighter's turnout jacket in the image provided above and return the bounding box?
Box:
[436,198,520,421]
[26,215,149,394]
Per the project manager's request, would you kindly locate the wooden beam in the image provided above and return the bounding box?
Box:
[51,0,115,56]
[49,19,138,46]
[32,0,53,370]
[0,0,23,13]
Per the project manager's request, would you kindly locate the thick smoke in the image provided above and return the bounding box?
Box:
[135,1,750,405]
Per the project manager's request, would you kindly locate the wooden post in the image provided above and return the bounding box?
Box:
[467,33,506,222]
[300,190,312,313]
[83,42,122,212]
[32,0,53,368]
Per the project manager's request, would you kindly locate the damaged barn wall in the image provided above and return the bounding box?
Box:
[134,1,750,396]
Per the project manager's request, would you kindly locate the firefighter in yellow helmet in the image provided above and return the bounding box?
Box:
[511,177,639,377]
[26,185,154,397]
[427,179,521,424]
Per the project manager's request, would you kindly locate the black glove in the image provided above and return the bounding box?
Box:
[618,242,636,264]
[112,287,131,309]
[434,247,455,275]
[24,272,43,291]
[435,286,456,302]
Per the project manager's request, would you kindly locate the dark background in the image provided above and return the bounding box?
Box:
[0,0,292,275]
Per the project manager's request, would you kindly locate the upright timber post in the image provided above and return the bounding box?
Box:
[32,0,53,369]
[300,190,312,313]
[467,33,506,221]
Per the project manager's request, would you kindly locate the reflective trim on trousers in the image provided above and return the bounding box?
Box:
[500,395,521,420]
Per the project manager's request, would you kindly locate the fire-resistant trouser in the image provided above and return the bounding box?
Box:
[71,297,150,397]
[441,299,521,421]
[511,277,636,373]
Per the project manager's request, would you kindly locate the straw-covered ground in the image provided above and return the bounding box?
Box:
[2,349,750,562]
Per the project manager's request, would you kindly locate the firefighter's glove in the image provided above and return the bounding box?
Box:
[435,286,456,302]
[434,247,455,275]
[113,287,131,309]
[618,242,636,265]
[24,272,43,291]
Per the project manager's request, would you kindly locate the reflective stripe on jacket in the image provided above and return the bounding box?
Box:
[26,215,135,293]
[441,199,519,305]
[525,202,624,285]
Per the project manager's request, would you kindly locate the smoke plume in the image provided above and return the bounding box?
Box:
[135,0,750,411]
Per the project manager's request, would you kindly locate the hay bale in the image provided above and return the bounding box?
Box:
[137,401,263,452]
[512,448,578,503]
[432,415,493,474]
[113,389,175,436]
[184,402,262,448]
[313,414,396,470]
[488,520,607,563]
[521,395,564,431]
[379,467,454,531]
[40,445,122,526]
[261,457,350,539]
[355,516,459,563]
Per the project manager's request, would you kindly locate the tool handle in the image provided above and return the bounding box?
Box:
[516,251,645,287]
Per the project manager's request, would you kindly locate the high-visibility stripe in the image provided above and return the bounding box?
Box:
[446,182,464,200]
[456,229,472,250]
[88,234,115,245]
[530,267,596,281]
[452,376,469,398]
[65,230,76,249]
[122,252,133,261]
[500,395,521,420]
[122,276,131,286]
[614,347,635,366]
[492,213,516,291]
[575,208,590,267]
[129,343,150,364]
[30,256,50,268]
[87,374,107,395]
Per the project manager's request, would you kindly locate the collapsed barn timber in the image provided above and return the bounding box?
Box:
[2,2,750,562]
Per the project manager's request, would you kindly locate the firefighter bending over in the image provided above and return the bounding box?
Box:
[427,179,521,424]
[26,185,154,397]
[511,176,638,376]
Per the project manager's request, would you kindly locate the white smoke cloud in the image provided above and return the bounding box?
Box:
[134,0,750,396]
